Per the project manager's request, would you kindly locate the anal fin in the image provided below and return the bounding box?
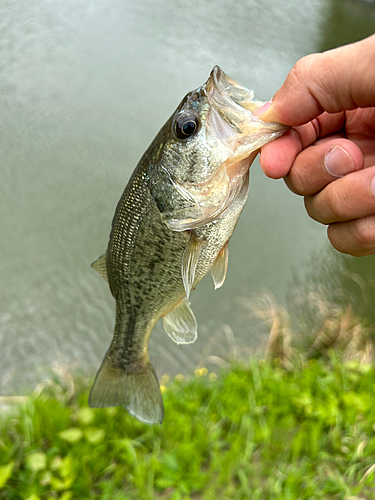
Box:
[162,298,197,344]
[211,242,229,289]
[91,254,108,282]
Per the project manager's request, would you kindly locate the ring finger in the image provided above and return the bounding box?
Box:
[305,165,375,224]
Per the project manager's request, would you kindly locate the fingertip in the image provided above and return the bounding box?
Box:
[323,140,364,177]
[259,145,289,179]
[327,224,344,254]
[327,218,375,257]
[259,129,302,179]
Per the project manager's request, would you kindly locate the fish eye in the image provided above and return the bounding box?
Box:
[173,114,200,140]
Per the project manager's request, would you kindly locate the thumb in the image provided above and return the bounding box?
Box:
[260,34,375,126]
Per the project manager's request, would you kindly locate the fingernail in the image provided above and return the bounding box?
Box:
[371,176,375,198]
[324,146,354,177]
[253,101,272,117]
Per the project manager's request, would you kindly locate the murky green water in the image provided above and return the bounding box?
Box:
[1,0,375,394]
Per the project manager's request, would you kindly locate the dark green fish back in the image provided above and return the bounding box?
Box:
[107,159,189,358]
[89,151,190,423]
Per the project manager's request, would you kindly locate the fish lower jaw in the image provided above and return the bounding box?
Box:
[225,152,256,181]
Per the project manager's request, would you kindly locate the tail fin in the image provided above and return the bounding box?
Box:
[89,352,164,424]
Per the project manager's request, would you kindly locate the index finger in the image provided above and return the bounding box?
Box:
[260,35,375,126]
[259,111,345,178]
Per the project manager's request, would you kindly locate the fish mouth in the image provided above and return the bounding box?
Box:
[205,65,264,115]
[204,65,288,157]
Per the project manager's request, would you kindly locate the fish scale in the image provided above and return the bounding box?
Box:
[89,66,288,423]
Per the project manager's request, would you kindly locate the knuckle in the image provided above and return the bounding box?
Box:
[291,55,316,82]
[289,53,332,114]
[352,216,375,253]
[287,62,303,92]
[327,224,346,253]
[328,216,375,257]
[289,54,320,88]
[285,168,307,195]
[304,185,351,225]
[328,188,348,220]
[304,196,319,221]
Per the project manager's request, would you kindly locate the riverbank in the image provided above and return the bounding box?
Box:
[1,348,375,500]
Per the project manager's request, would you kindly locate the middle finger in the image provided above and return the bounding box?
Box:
[285,137,364,196]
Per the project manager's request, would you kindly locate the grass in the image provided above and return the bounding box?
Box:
[1,289,375,500]
[1,355,375,499]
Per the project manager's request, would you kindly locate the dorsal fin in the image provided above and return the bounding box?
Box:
[181,231,206,299]
[162,298,198,344]
[211,242,229,289]
[91,254,108,282]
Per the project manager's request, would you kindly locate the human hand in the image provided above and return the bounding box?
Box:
[257,34,375,256]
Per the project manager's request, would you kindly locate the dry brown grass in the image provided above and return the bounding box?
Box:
[237,289,375,368]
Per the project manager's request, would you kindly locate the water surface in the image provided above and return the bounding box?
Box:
[1,0,375,393]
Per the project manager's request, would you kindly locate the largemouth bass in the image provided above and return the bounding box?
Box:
[89,66,287,423]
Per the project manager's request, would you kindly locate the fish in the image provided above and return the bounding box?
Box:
[89,66,288,424]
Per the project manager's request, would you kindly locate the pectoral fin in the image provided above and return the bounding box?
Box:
[211,242,229,289]
[162,298,197,344]
[91,254,108,282]
[182,231,205,299]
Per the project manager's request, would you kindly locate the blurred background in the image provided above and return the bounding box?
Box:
[0,0,375,394]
